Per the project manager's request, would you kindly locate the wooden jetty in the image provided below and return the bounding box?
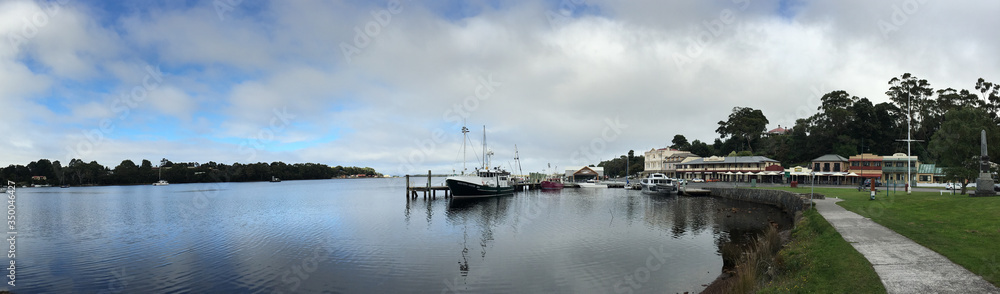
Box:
[405,171,450,200]
[680,187,712,196]
[405,171,552,200]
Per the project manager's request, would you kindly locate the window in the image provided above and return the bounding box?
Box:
[919,175,929,181]
[863,161,870,167]
[897,162,904,167]
[823,163,831,172]
[834,163,841,172]
[814,163,820,170]
[851,161,859,166]
[874,162,881,167]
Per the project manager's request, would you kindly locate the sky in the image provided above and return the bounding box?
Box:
[1,0,998,176]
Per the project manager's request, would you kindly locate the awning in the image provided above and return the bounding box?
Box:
[846,172,859,177]
[724,172,734,175]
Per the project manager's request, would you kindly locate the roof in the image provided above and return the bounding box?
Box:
[681,156,779,165]
[565,166,604,172]
[767,126,789,134]
[811,154,849,162]
[917,163,944,175]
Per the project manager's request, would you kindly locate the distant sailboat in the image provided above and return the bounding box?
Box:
[153,162,169,186]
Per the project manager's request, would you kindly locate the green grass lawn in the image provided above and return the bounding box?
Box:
[757,209,886,294]
[767,186,1000,287]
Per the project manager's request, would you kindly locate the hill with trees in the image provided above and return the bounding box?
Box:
[2,158,381,186]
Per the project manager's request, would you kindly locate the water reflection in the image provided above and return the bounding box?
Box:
[17,179,790,293]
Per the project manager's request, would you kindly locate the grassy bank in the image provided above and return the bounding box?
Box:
[756,208,885,293]
[767,187,1000,287]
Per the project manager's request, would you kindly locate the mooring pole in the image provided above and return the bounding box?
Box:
[406,175,410,199]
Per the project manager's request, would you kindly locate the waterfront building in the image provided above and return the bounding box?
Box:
[916,163,945,184]
[676,156,783,182]
[643,148,687,174]
[661,152,699,178]
[564,166,604,182]
[848,153,883,185]
[810,154,851,185]
[784,166,814,184]
[882,153,919,187]
[810,154,849,173]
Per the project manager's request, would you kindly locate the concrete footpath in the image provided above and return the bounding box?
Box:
[813,198,999,294]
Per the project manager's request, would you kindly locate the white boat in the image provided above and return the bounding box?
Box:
[153,163,169,186]
[640,173,677,195]
[578,182,608,188]
[445,126,515,198]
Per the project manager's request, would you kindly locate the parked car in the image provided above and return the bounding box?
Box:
[994,183,1000,192]
[945,183,956,190]
[691,178,705,183]
[707,178,721,182]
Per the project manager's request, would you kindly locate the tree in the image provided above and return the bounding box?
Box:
[975,78,1000,122]
[716,107,769,153]
[886,73,934,140]
[688,140,714,157]
[928,107,999,194]
[114,160,139,184]
[671,134,690,150]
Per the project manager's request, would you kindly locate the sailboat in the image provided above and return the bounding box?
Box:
[153,164,169,186]
[445,126,515,198]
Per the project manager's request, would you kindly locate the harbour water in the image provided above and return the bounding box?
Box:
[12,178,790,293]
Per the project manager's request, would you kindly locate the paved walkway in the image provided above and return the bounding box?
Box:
[813,198,999,294]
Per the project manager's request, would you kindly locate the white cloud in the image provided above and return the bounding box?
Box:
[1,0,999,175]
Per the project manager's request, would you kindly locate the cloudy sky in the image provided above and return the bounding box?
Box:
[1,0,998,175]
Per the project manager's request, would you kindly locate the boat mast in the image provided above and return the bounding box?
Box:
[462,125,469,174]
[482,125,487,170]
[514,144,523,180]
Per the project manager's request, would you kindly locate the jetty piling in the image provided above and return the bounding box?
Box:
[405,171,450,201]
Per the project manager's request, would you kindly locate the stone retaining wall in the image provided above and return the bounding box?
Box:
[705,188,812,214]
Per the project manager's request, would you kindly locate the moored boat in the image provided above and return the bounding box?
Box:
[540,178,564,190]
[446,169,515,198]
[640,173,677,195]
[445,125,515,198]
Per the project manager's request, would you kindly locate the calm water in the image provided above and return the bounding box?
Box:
[10,178,789,293]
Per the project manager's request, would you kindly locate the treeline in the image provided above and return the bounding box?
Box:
[668,74,1000,165]
[666,73,999,188]
[1,158,381,186]
[597,150,645,178]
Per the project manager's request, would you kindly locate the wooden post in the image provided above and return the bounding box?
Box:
[405,175,410,198]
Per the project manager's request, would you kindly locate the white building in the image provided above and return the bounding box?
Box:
[565,166,604,182]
